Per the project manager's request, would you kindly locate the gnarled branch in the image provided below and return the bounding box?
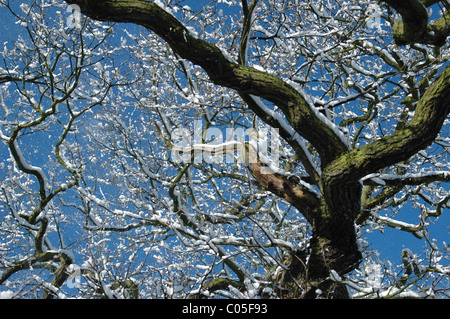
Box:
[64,0,348,166]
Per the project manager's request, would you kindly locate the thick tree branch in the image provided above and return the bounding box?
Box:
[239,93,322,185]
[248,154,321,224]
[323,65,450,189]
[319,65,450,263]
[382,0,450,45]
[64,0,348,166]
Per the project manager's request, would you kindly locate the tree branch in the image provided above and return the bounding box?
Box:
[362,171,450,187]
[64,0,348,166]
[322,65,449,230]
[323,66,450,188]
[240,93,322,184]
[248,153,321,224]
[382,0,450,45]
[239,0,259,65]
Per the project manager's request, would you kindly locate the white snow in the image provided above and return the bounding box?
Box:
[284,80,350,148]
[113,209,143,220]
[370,211,423,236]
[12,140,49,191]
[248,94,322,175]
[361,171,449,186]
[0,291,14,299]
[329,269,342,282]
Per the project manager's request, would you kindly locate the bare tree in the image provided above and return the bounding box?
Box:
[0,0,449,299]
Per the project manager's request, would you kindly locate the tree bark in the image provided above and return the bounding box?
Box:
[382,0,450,45]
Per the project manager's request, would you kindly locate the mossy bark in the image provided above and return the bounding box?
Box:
[382,0,450,45]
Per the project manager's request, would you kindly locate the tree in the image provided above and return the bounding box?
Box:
[0,0,448,299]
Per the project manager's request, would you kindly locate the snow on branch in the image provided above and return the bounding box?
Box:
[361,171,450,186]
[9,139,49,200]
